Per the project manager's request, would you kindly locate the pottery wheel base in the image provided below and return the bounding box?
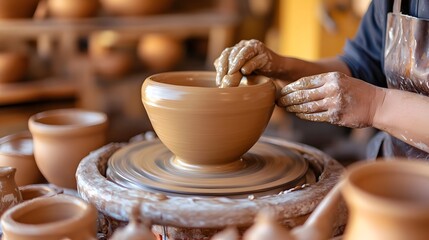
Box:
[107,139,309,197]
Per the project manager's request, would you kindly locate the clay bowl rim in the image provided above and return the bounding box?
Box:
[28,108,108,136]
[1,195,96,235]
[0,131,33,157]
[343,159,429,214]
[19,184,64,201]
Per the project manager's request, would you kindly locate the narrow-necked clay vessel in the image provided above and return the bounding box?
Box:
[0,132,44,186]
[1,194,97,240]
[141,71,275,170]
[0,166,22,217]
[342,159,429,240]
[28,108,108,189]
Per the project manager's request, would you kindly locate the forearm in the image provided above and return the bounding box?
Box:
[272,56,352,81]
[372,89,429,153]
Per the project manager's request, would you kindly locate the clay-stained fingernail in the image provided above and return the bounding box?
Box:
[220,72,243,88]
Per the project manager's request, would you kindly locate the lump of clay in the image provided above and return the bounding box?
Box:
[109,205,156,240]
[242,208,294,240]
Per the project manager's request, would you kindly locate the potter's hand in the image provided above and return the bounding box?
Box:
[278,72,385,128]
[214,39,280,87]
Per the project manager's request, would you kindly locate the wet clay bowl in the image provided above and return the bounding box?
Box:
[28,108,108,189]
[141,71,276,170]
[0,132,44,186]
[1,194,97,240]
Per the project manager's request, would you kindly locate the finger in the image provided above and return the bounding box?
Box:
[277,88,326,106]
[281,75,326,95]
[295,112,332,123]
[220,72,243,88]
[241,54,270,75]
[228,40,247,64]
[214,48,232,86]
[285,99,329,113]
[228,44,259,74]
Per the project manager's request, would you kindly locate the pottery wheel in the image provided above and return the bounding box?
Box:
[107,138,308,197]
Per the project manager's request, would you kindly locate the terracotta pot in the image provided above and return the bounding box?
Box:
[0,51,28,84]
[137,34,184,72]
[0,132,44,186]
[28,108,108,189]
[0,0,39,19]
[91,52,134,79]
[47,0,99,18]
[1,195,97,240]
[19,184,63,201]
[342,159,429,240]
[0,166,22,217]
[100,0,173,16]
[141,71,276,168]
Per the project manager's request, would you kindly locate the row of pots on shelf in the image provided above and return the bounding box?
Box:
[0,0,174,19]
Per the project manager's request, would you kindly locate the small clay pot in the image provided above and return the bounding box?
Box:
[0,51,28,84]
[19,184,63,201]
[141,71,276,168]
[0,0,40,19]
[28,108,108,189]
[47,0,99,18]
[100,0,173,16]
[342,159,429,240]
[137,34,184,72]
[0,166,22,217]
[0,132,44,186]
[1,194,97,240]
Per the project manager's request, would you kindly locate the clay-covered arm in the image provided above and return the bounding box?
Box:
[372,89,429,153]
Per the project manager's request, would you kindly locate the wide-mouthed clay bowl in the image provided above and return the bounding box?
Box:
[141,71,276,168]
[1,194,97,240]
[28,108,108,189]
[0,131,44,186]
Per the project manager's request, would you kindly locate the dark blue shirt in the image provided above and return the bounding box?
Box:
[339,0,429,87]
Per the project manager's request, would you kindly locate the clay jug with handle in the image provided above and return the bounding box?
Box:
[0,166,22,216]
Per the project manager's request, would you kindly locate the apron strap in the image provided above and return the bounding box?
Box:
[393,0,402,13]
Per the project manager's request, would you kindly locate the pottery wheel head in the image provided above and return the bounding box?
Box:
[107,138,310,197]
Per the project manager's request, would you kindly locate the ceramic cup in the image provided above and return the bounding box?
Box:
[28,108,108,189]
[0,131,44,186]
[141,71,276,170]
[342,159,429,240]
[1,194,97,240]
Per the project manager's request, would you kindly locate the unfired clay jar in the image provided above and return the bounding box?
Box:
[100,0,173,16]
[141,71,276,169]
[0,132,44,186]
[1,194,97,240]
[342,159,429,240]
[19,184,63,201]
[28,108,108,189]
[0,0,39,19]
[47,0,99,18]
[0,166,22,217]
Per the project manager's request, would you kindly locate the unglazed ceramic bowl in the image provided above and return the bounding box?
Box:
[28,109,108,189]
[1,195,97,240]
[141,71,276,168]
[0,131,44,186]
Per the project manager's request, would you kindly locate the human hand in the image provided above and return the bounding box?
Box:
[214,39,279,87]
[277,72,385,128]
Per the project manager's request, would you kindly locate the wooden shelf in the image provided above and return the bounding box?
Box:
[0,78,77,106]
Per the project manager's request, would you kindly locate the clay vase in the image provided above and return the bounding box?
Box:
[0,132,45,186]
[0,51,29,84]
[1,194,97,240]
[0,0,40,19]
[0,166,22,217]
[141,71,276,170]
[28,108,108,189]
[47,0,99,18]
[342,159,429,240]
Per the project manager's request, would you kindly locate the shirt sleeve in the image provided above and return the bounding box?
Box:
[339,0,389,87]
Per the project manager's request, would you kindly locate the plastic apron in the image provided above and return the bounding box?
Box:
[367,0,429,160]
